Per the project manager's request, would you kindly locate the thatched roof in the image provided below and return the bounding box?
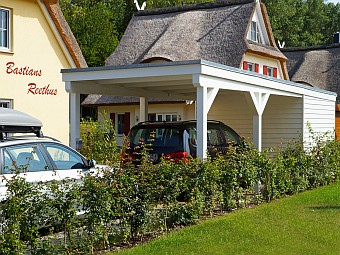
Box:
[82,95,185,106]
[283,43,340,103]
[42,0,87,68]
[106,0,285,68]
[86,0,286,107]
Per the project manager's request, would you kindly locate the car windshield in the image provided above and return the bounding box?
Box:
[130,127,181,148]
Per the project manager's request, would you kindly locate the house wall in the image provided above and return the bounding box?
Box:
[243,53,283,79]
[98,103,195,146]
[0,0,72,144]
[208,92,254,140]
[303,95,335,145]
[208,93,305,150]
[262,95,303,149]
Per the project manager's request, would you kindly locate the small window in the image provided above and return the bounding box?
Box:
[248,63,255,72]
[152,113,178,122]
[250,21,263,44]
[263,66,278,78]
[0,8,11,52]
[0,99,13,108]
[243,62,259,73]
[117,113,125,134]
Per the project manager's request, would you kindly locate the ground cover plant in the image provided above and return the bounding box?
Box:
[0,119,339,254]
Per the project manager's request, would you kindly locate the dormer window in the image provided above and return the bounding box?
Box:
[0,7,11,52]
[263,65,278,78]
[243,61,259,73]
[250,21,263,44]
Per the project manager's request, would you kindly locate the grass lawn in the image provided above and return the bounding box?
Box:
[113,181,340,255]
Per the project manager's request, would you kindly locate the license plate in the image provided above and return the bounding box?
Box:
[148,153,158,162]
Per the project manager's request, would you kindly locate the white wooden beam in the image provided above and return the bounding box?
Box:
[206,87,219,115]
[196,86,208,159]
[245,92,270,151]
[69,92,80,150]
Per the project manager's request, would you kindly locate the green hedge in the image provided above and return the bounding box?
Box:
[1,120,339,254]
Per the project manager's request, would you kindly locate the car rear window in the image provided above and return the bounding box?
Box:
[130,127,181,148]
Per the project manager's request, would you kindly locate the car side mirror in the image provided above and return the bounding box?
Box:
[86,159,96,169]
[241,137,248,148]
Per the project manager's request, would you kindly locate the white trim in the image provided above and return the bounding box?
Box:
[0,7,11,52]
[196,86,208,159]
[69,92,80,149]
[206,88,219,115]
[37,1,77,68]
[0,98,13,108]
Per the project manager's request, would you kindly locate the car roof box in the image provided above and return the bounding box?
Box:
[0,108,42,139]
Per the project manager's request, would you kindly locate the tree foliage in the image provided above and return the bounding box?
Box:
[59,0,136,67]
[263,0,340,47]
[59,0,340,66]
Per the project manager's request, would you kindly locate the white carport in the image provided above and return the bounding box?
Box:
[61,60,336,159]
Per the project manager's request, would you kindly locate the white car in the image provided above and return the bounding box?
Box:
[0,108,96,201]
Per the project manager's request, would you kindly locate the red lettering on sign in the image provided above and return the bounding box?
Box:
[27,83,57,95]
[6,62,42,76]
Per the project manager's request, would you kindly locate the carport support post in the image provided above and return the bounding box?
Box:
[69,92,80,150]
[246,92,270,152]
[140,97,148,122]
[253,114,262,151]
[196,86,208,160]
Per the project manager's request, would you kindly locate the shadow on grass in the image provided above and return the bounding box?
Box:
[309,206,340,210]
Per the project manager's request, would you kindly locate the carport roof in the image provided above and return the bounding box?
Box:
[61,59,336,100]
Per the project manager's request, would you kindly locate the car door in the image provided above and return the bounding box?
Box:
[0,143,54,200]
[41,142,88,182]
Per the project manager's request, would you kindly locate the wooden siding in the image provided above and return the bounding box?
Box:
[303,95,335,145]
[208,92,253,140]
[263,95,303,149]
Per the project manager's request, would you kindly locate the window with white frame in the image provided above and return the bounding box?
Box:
[243,61,259,73]
[249,21,263,44]
[148,113,178,122]
[0,8,11,52]
[0,99,13,108]
[263,65,278,78]
[247,62,255,72]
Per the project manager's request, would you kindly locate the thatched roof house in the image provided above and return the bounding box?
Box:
[106,0,286,69]
[84,0,288,107]
[283,43,340,103]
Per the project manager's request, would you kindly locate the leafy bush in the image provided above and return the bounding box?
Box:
[80,116,119,166]
[1,120,340,254]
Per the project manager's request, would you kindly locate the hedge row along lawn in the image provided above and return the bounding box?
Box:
[115,181,340,255]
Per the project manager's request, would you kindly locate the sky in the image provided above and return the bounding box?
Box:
[326,0,340,4]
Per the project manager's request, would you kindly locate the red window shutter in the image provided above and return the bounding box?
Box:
[274,68,278,78]
[110,113,115,126]
[255,63,259,73]
[263,65,268,75]
[243,61,248,70]
[124,112,130,136]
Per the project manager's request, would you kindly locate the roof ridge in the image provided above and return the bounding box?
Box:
[282,43,340,52]
[135,0,255,16]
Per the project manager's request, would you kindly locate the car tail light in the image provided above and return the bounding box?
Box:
[164,151,189,162]
[120,151,133,161]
